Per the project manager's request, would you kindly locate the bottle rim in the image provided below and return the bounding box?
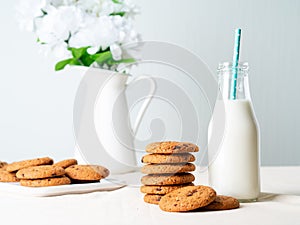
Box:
[218,62,249,72]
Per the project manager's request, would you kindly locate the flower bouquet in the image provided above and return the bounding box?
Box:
[17,0,140,71]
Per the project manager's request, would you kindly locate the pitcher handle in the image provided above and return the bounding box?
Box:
[128,75,156,135]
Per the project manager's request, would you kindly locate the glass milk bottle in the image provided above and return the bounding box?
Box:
[208,62,260,201]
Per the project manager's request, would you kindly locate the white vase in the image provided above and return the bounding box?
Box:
[73,67,155,174]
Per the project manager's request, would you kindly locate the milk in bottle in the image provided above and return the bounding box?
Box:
[208,62,260,201]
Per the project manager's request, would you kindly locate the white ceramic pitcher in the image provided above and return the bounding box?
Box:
[73,68,155,174]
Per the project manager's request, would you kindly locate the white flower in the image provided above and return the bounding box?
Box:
[36,6,83,44]
[75,0,105,15]
[43,0,77,8]
[100,1,115,16]
[110,43,122,60]
[16,0,46,31]
[38,41,71,58]
[120,0,140,17]
[45,0,65,7]
[69,15,118,51]
[34,5,83,58]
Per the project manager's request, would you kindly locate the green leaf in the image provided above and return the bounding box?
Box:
[55,58,73,71]
[112,0,122,4]
[109,11,126,17]
[80,54,95,67]
[55,58,82,71]
[70,47,90,59]
[107,58,135,66]
[117,58,136,63]
[92,51,113,64]
[69,59,81,66]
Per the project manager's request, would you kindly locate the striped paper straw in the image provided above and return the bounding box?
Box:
[230,28,242,100]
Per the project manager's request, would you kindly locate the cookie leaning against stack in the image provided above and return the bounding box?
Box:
[158,186,240,212]
[140,141,199,204]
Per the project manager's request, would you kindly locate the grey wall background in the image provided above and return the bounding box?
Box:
[0,0,299,165]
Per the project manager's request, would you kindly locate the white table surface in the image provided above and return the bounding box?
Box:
[0,166,299,225]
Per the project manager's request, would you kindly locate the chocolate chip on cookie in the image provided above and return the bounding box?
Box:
[146,141,199,154]
[144,194,164,205]
[159,185,217,212]
[16,165,65,179]
[65,165,110,181]
[6,157,53,172]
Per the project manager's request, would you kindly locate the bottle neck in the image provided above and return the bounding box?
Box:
[217,62,251,101]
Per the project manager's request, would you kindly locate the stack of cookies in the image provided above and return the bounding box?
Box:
[0,157,109,187]
[140,141,199,204]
